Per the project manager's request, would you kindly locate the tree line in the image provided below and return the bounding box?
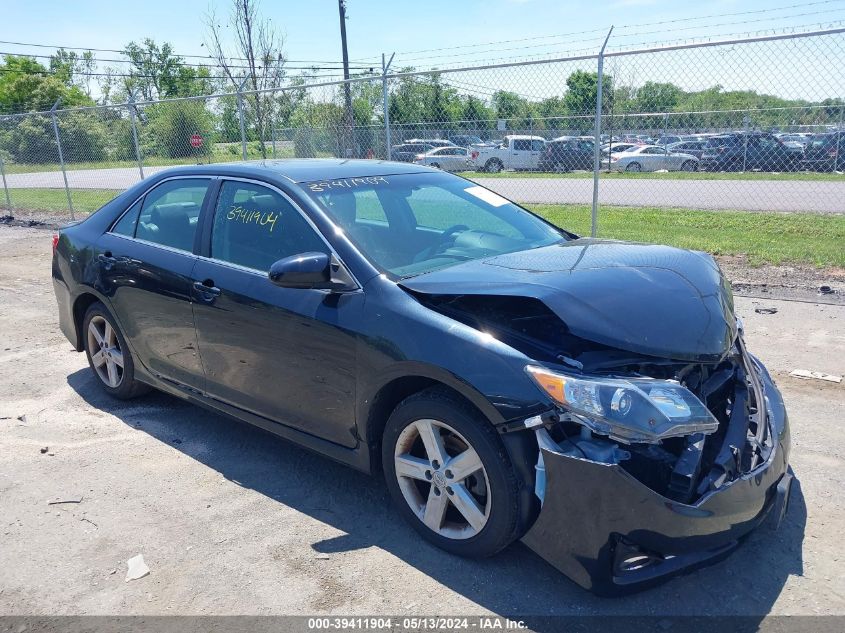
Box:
[1,0,842,165]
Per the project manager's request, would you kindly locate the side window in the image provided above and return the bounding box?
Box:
[135,179,209,251]
[531,140,545,152]
[211,181,328,272]
[513,139,532,151]
[112,199,143,237]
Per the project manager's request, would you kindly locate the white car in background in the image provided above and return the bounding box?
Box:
[412,146,470,171]
[609,144,699,172]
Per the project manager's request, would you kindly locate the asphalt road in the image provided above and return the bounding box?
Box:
[5,166,845,213]
[1,224,844,618]
[471,176,845,213]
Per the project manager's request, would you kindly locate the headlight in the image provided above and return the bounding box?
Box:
[526,365,719,444]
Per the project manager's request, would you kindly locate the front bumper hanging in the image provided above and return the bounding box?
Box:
[520,367,791,596]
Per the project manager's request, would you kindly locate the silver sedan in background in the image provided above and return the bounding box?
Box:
[608,145,699,172]
[412,146,471,171]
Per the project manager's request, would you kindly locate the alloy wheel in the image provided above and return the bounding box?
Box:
[87,315,124,388]
[394,418,491,540]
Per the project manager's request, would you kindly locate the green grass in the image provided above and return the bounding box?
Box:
[527,204,845,268]
[3,188,842,268]
[463,170,845,182]
[2,188,121,214]
[1,144,333,175]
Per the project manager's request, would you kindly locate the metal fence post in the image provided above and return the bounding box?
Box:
[236,78,249,161]
[50,99,74,220]
[835,105,844,173]
[382,53,395,160]
[742,113,750,172]
[591,27,613,238]
[127,90,145,180]
[0,150,10,210]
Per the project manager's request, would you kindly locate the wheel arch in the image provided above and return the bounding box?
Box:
[71,290,110,351]
[361,367,506,474]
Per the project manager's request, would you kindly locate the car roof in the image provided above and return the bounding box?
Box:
[146,159,433,184]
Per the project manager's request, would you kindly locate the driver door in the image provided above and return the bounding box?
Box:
[191,179,362,447]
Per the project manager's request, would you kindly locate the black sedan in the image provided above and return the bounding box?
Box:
[538,137,594,172]
[52,160,792,595]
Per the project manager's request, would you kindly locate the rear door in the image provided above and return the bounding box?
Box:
[96,177,213,389]
[191,178,361,447]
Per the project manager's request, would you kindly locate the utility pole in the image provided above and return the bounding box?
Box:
[338,0,355,158]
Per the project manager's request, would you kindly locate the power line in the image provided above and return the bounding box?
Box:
[354,0,845,66]
[0,50,375,72]
[0,38,351,65]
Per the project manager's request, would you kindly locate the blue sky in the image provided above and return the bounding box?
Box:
[2,0,844,74]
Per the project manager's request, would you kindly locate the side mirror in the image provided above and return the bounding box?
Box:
[269,252,331,289]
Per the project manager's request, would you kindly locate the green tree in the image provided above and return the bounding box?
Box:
[564,70,613,117]
[142,100,214,158]
[0,56,92,113]
[634,81,681,113]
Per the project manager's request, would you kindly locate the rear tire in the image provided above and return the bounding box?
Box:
[83,302,149,400]
[382,388,522,558]
[484,159,503,173]
[681,160,697,172]
[626,162,642,172]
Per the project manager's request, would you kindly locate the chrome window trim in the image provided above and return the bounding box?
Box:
[205,175,362,290]
[107,231,202,258]
[107,175,215,244]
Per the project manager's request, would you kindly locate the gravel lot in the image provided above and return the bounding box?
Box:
[0,225,843,617]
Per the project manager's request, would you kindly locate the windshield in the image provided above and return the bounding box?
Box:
[302,172,565,278]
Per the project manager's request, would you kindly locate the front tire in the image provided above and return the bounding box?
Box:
[83,302,149,399]
[681,160,697,172]
[382,388,521,558]
[626,162,642,172]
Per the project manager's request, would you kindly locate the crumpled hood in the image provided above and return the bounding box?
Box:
[400,239,737,362]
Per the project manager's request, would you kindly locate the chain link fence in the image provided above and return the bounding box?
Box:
[1,28,843,226]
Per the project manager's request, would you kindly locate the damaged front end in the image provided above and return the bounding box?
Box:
[521,333,791,595]
[402,241,792,594]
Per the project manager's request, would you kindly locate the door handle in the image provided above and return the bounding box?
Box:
[193,280,221,300]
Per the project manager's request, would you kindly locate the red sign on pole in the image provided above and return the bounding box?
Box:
[190,133,203,148]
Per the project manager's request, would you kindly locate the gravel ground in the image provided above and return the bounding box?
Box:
[0,225,843,617]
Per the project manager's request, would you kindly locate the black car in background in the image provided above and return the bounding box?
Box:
[52,160,791,596]
[538,137,594,172]
[667,140,708,159]
[801,132,845,171]
[700,132,802,172]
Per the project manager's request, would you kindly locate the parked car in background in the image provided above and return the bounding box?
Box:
[538,137,594,172]
[776,133,812,149]
[470,135,546,172]
[601,142,640,157]
[656,135,696,146]
[412,146,470,171]
[801,132,845,171]
[608,145,699,172]
[448,134,485,148]
[392,142,437,162]
[700,132,802,172]
[668,140,708,159]
[406,138,452,148]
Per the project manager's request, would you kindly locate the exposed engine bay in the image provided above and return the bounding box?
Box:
[414,293,774,504]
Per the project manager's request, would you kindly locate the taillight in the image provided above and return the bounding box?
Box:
[52,234,59,254]
[471,151,479,160]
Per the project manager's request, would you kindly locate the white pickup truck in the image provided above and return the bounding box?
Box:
[469,135,546,172]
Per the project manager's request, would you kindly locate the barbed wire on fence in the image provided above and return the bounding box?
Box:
[1,27,843,227]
